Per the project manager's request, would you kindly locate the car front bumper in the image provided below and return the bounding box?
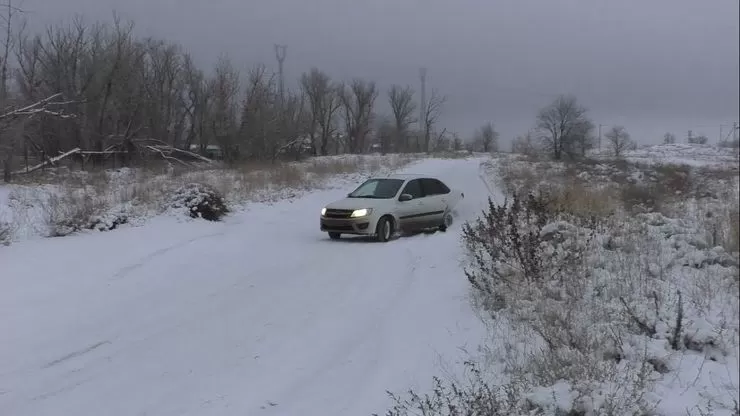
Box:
[320,216,375,235]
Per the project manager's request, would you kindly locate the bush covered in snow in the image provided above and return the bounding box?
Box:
[383,153,739,416]
[169,182,228,221]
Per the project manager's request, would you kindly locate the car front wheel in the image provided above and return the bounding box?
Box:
[375,216,393,242]
[328,232,341,240]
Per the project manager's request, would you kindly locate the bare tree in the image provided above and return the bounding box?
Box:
[512,131,539,156]
[1,93,77,181]
[535,94,591,160]
[605,125,634,158]
[300,68,333,155]
[451,133,463,151]
[208,55,240,161]
[239,64,277,160]
[339,78,377,154]
[387,84,416,153]
[570,119,596,157]
[663,132,676,144]
[0,0,23,101]
[374,114,394,155]
[476,122,499,152]
[315,84,341,155]
[422,89,445,153]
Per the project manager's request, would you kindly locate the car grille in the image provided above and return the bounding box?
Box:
[325,209,353,219]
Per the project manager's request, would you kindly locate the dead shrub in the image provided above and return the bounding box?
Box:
[462,193,594,311]
[619,182,663,213]
[540,182,619,221]
[495,157,542,196]
[40,188,112,237]
[378,362,526,416]
[169,183,228,221]
[0,220,10,245]
[729,207,740,254]
[653,163,692,196]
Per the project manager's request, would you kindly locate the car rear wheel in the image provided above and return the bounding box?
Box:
[328,232,341,240]
[375,216,393,242]
[439,212,453,232]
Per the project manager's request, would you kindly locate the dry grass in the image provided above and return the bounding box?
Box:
[2,154,416,241]
[463,154,740,415]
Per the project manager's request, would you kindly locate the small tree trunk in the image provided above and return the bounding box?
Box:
[3,159,10,183]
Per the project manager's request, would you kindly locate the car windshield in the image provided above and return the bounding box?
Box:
[348,178,404,199]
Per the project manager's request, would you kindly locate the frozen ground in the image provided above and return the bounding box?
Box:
[0,157,493,416]
[485,147,739,415]
[609,143,738,167]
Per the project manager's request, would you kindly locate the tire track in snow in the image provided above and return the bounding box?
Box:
[257,246,421,414]
[110,231,227,280]
[41,341,111,369]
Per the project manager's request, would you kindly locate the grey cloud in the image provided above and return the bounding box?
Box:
[28,0,740,142]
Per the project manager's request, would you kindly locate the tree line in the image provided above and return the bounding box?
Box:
[0,13,463,176]
[1,11,722,179]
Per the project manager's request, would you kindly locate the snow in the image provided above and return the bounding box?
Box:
[484,148,740,415]
[3,146,738,415]
[601,143,739,168]
[0,157,493,416]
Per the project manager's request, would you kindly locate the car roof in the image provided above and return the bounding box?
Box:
[370,173,438,181]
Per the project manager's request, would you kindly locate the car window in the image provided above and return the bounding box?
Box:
[401,179,424,198]
[421,178,450,195]
[348,178,404,199]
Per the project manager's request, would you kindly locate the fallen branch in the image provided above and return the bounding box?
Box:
[12,147,81,175]
[164,146,215,164]
[0,93,78,121]
[133,138,216,164]
[144,145,192,167]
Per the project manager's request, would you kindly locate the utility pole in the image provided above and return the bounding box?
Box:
[418,67,427,152]
[274,44,287,105]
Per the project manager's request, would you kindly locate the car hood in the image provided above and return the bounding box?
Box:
[325,197,376,210]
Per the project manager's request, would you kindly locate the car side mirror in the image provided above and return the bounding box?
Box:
[399,193,413,202]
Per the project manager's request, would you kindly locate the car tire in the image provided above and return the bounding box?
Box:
[375,216,393,242]
[439,212,453,232]
[328,232,341,240]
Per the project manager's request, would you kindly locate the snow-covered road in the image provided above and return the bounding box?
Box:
[0,157,496,416]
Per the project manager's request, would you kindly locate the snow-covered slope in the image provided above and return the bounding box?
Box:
[624,143,737,167]
[0,157,493,416]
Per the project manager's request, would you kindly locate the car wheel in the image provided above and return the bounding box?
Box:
[439,212,453,232]
[328,232,341,240]
[375,216,393,242]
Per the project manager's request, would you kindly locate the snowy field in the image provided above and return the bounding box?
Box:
[595,143,739,168]
[485,146,739,415]
[0,156,492,416]
[1,146,738,416]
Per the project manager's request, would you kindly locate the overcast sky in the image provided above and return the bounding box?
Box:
[25,0,740,145]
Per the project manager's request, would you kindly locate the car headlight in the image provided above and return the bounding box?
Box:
[321,207,327,216]
[350,208,372,217]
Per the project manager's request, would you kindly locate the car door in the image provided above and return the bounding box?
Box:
[396,179,426,230]
[420,178,449,227]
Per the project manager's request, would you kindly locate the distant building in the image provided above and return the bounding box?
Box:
[189,144,223,160]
